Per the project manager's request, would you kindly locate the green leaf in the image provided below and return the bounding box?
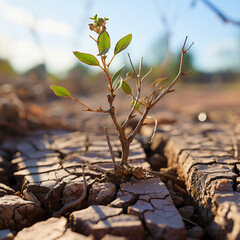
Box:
[114,34,132,55]
[131,100,140,111]
[50,85,72,97]
[113,78,123,92]
[112,64,125,84]
[73,51,99,66]
[90,14,97,20]
[97,31,110,55]
[121,81,132,95]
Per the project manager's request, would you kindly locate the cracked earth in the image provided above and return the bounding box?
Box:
[0,119,238,239]
[0,87,240,240]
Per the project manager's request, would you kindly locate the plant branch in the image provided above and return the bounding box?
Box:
[201,0,240,26]
[150,36,193,108]
[128,106,151,142]
[89,35,97,42]
[107,55,115,67]
[104,127,116,171]
[105,70,114,96]
[128,36,193,142]
[71,96,98,112]
[122,57,143,129]
[128,53,137,76]
[54,165,87,217]
[108,107,126,139]
[100,55,114,99]
[141,67,152,82]
[147,116,158,143]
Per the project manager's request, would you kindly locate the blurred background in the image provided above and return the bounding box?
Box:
[0,0,239,139]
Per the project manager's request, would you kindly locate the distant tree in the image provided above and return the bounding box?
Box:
[0,59,16,76]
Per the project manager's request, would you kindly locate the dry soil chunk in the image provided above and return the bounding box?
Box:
[144,209,186,240]
[210,192,240,240]
[0,184,15,197]
[62,178,86,206]
[124,178,186,240]
[90,214,144,240]
[15,217,66,240]
[0,195,45,230]
[88,182,116,205]
[178,206,194,220]
[70,205,123,235]
[15,217,89,240]
[16,218,90,240]
[121,178,169,195]
[70,205,143,240]
[57,229,93,240]
[109,190,137,210]
[187,226,204,240]
[154,122,240,240]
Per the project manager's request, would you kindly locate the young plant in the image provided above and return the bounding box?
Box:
[51,14,193,173]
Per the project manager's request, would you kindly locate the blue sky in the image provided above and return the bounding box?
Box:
[0,0,239,75]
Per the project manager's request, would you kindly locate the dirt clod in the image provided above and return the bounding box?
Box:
[179,206,194,219]
[88,182,116,205]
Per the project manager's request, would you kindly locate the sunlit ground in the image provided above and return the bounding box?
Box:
[1,75,239,143]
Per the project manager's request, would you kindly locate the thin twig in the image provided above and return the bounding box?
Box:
[122,58,143,129]
[146,169,183,186]
[54,165,87,217]
[146,116,158,143]
[87,164,107,174]
[71,96,98,112]
[107,55,115,67]
[128,53,137,76]
[104,127,116,171]
[182,217,201,227]
[138,57,143,78]
[141,68,152,82]
[150,36,194,108]
[128,37,194,142]
[202,0,240,26]
[128,106,151,143]
[89,35,97,42]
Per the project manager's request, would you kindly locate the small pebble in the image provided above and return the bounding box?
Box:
[187,226,204,240]
[179,205,194,219]
[172,195,185,208]
[148,153,167,170]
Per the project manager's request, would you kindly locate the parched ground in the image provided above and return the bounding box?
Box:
[0,83,240,240]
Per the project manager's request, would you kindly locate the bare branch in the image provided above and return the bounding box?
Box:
[71,96,98,112]
[146,116,158,143]
[138,57,143,78]
[128,107,151,143]
[150,36,194,108]
[128,53,137,76]
[122,57,143,129]
[89,35,97,42]
[202,0,240,26]
[141,67,152,82]
[107,55,115,67]
[146,169,183,186]
[87,164,107,174]
[104,127,116,171]
[128,36,193,142]
[54,165,87,217]
[182,217,201,228]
